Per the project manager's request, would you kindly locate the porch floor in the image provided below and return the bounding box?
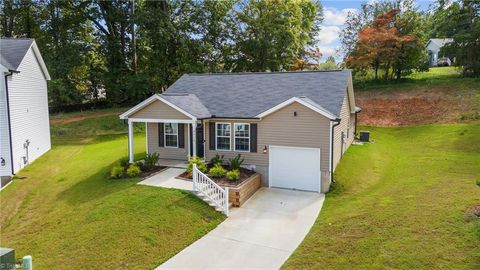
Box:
[157,158,188,169]
[138,168,192,191]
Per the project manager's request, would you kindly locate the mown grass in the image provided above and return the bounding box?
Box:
[355,66,480,92]
[0,114,225,269]
[284,124,480,269]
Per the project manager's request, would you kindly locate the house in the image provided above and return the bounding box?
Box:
[425,38,453,66]
[0,38,51,188]
[120,70,360,193]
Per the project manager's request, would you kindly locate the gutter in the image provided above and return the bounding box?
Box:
[330,118,341,183]
[4,70,19,176]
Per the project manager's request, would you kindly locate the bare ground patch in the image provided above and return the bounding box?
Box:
[356,87,478,126]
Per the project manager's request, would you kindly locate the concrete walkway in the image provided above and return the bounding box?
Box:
[157,187,325,270]
[138,168,192,191]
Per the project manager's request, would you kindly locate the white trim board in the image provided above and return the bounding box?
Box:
[119,94,196,120]
[256,97,337,120]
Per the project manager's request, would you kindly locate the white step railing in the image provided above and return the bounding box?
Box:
[192,164,229,216]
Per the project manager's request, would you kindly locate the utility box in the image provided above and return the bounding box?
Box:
[359,131,370,142]
[0,248,15,270]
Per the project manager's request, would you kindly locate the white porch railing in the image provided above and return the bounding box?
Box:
[192,164,229,216]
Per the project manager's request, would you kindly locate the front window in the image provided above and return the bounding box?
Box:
[234,123,250,152]
[164,123,178,148]
[216,123,231,150]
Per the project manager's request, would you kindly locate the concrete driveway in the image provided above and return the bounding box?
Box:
[158,187,325,270]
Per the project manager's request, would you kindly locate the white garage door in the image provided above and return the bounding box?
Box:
[269,145,321,192]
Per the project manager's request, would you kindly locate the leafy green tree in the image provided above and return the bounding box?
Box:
[233,0,323,71]
[431,0,480,77]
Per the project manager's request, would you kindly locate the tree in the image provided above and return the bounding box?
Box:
[431,0,480,77]
[233,0,323,71]
[346,9,420,80]
[339,0,398,61]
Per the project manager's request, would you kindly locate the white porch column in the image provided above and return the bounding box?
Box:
[187,123,191,158]
[192,121,197,157]
[128,119,134,163]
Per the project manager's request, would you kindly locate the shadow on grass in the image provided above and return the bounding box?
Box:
[56,158,142,205]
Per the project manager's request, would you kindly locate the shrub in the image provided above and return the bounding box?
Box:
[226,170,240,181]
[110,165,125,179]
[119,156,130,168]
[476,178,480,187]
[144,152,160,171]
[187,156,207,173]
[209,154,224,166]
[127,164,142,177]
[209,163,226,178]
[229,154,244,170]
[134,160,145,171]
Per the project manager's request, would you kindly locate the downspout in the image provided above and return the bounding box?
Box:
[330,118,341,183]
[4,70,18,176]
[354,107,362,136]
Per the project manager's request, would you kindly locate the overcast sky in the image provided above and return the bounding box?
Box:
[318,0,434,62]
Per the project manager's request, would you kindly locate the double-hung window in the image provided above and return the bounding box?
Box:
[216,123,231,150]
[164,123,178,148]
[234,123,250,152]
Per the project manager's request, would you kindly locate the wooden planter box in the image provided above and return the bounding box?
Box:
[220,173,261,207]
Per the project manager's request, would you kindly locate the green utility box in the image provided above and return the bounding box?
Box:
[0,248,15,270]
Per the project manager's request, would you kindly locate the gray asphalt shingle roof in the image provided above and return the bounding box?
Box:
[0,38,34,71]
[161,93,211,119]
[164,70,351,119]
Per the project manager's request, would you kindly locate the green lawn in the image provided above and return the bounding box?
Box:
[284,124,480,269]
[355,66,480,92]
[0,114,225,269]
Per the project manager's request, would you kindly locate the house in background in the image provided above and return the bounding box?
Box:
[0,38,51,188]
[121,70,360,193]
[425,38,453,66]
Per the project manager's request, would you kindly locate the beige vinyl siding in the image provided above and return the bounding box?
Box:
[333,91,354,170]
[205,101,331,173]
[147,123,188,160]
[130,99,190,120]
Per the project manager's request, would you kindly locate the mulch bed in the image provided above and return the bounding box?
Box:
[177,166,256,187]
[140,166,168,179]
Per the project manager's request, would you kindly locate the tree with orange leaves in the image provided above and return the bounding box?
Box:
[346,9,423,80]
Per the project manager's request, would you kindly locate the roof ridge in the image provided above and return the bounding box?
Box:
[186,70,349,76]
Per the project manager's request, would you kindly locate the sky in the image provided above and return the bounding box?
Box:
[318,0,434,62]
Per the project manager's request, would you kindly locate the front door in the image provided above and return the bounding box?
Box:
[190,124,204,158]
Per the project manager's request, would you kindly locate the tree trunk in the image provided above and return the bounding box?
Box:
[130,0,137,73]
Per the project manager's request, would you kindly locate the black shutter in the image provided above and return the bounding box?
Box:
[209,122,215,150]
[250,123,257,152]
[158,123,164,147]
[178,124,185,148]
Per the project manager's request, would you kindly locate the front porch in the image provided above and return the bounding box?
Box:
[120,94,207,164]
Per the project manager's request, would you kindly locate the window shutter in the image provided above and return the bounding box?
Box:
[209,122,215,150]
[250,123,257,153]
[158,123,164,147]
[178,124,185,148]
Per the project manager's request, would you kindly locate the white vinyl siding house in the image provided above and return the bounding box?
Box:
[0,38,51,187]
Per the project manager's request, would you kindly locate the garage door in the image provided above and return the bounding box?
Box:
[269,145,321,192]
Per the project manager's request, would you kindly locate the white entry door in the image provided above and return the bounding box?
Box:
[269,145,321,192]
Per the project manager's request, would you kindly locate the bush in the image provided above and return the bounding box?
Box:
[110,165,125,179]
[187,156,207,173]
[209,163,226,178]
[229,154,244,170]
[127,164,142,177]
[119,156,130,168]
[209,154,224,166]
[226,170,240,181]
[476,178,480,187]
[144,152,160,171]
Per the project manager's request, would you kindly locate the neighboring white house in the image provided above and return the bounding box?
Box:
[0,38,51,188]
[425,38,453,66]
